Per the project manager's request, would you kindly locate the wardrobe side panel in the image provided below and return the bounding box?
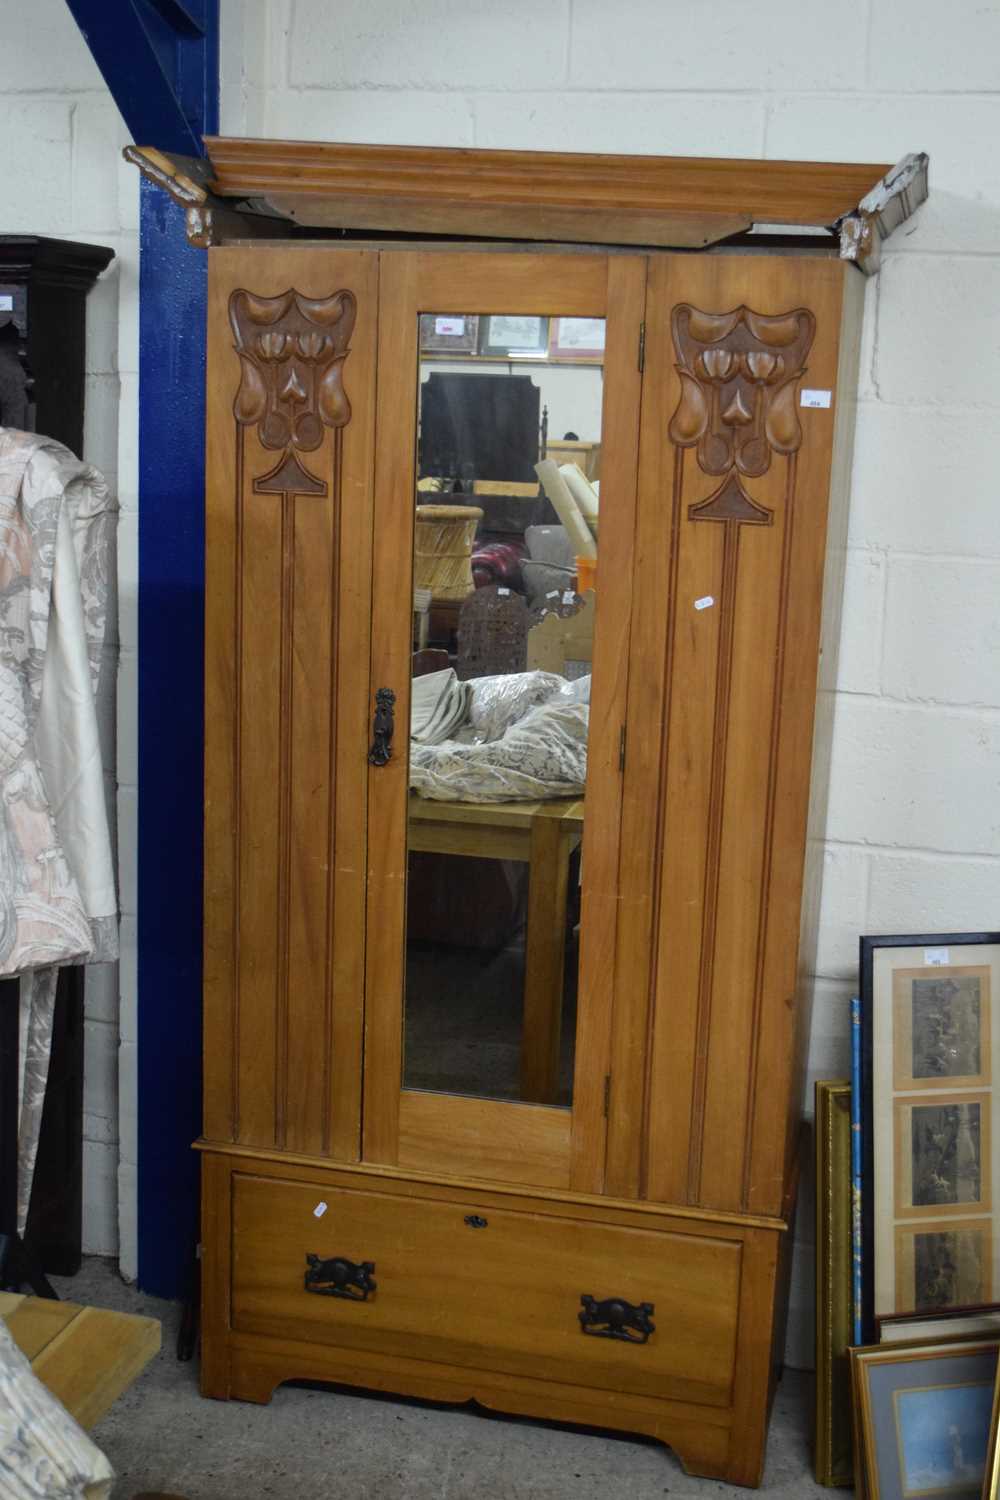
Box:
[757,266,866,1217]
[203,247,377,1159]
[615,254,852,1216]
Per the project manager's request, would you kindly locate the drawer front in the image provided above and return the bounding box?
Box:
[231,1172,742,1406]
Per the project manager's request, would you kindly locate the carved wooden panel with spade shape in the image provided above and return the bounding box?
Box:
[203,248,378,1163]
[608,254,863,1220]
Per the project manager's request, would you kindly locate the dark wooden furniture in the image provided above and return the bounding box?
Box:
[0,237,114,452]
[132,139,926,1486]
[419,371,541,484]
[0,235,114,1280]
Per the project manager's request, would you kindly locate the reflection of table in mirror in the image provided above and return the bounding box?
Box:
[407,792,584,1105]
[542,438,601,481]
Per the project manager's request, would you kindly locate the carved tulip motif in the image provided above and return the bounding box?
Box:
[256,331,290,361]
[668,304,815,479]
[230,288,357,455]
[744,351,783,383]
[700,348,737,382]
[296,331,329,361]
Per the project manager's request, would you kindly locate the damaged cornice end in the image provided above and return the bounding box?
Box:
[837,151,929,276]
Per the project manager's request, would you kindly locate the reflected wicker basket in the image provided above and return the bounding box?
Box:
[414,503,484,601]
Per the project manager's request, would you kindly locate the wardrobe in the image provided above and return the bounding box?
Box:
[133,139,927,1486]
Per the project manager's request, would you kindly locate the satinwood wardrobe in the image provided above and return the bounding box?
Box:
[131,139,927,1486]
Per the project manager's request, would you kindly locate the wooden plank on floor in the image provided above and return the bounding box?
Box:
[2,1298,161,1430]
[2,1293,81,1360]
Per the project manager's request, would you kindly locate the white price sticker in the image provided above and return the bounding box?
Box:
[801,389,832,409]
[0,295,12,312]
[694,595,715,611]
[924,948,950,967]
[313,1201,328,1218]
[434,316,465,336]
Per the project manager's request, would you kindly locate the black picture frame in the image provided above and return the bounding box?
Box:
[861,931,1000,1343]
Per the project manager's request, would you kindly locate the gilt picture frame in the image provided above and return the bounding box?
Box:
[984,1357,1000,1500]
[861,934,1000,1343]
[851,1339,1000,1500]
[815,1079,856,1486]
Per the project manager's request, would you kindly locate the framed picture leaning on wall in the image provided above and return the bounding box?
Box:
[815,1079,855,1486]
[851,1338,1000,1500]
[861,933,1000,1342]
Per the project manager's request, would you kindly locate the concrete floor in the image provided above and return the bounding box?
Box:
[49,1258,832,1500]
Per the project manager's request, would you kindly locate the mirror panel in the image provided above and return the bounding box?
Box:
[403,313,605,1108]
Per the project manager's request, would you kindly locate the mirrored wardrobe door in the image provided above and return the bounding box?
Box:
[364,251,646,1193]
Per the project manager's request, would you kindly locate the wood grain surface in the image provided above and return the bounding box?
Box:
[0,1292,160,1431]
[203,247,378,1161]
[199,236,866,1487]
[204,137,891,248]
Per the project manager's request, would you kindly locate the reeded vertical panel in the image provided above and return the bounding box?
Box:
[203,248,377,1159]
[610,255,853,1216]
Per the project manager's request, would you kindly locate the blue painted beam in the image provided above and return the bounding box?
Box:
[136,178,206,1297]
[69,0,219,1297]
[65,0,218,155]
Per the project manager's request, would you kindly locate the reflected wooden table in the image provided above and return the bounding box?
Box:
[408,793,584,1104]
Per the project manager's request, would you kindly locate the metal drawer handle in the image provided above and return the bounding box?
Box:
[305,1253,376,1302]
[368,687,396,766]
[579,1294,655,1344]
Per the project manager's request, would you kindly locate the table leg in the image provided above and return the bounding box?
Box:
[520,816,572,1104]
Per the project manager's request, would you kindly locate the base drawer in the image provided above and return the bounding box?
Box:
[230,1169,742,1407]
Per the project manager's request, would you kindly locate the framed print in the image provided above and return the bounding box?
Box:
[478,315,549,357]
[893,1094,990,1219]
[419,313,480,354]
[893,969,991,1093]
[851,1339,999,1499]
[879,1304,1000,1347]
[548,316,606,360]
[863,996,869,1350]
[894,1220,994,1315]
[815,1080,855,1486]
[861,933,1000,1342]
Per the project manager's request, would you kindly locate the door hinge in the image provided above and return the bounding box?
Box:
[637,321,646,373]
[618,723,627,772]
[603,1075,611,1117]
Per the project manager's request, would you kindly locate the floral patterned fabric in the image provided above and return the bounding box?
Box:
[0,428,118,1229]
[0,1318,113,1498]
[409,673,590,803]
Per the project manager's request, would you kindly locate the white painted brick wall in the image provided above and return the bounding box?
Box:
[241,0,1000,1372]
[0,0,138,1262]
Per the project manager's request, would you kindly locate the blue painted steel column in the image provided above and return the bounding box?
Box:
[137,177,206,1295]
[66,0,220,1298]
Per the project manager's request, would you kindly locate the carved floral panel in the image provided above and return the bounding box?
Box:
[669,304,815,479]
[229,288,357,453]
